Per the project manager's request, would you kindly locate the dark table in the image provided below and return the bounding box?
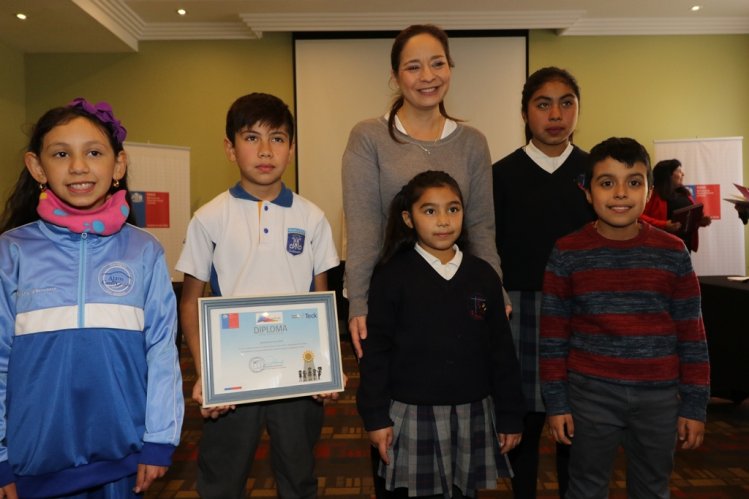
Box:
[699,276,749,402]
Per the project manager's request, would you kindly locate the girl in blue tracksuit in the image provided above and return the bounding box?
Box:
[0,99,184,498]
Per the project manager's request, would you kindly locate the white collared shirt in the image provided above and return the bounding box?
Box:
[414,243,463,280]
[524,140,574,174]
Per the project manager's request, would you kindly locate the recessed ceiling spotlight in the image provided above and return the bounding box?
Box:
[16,12,27,20]
[177,8,187,16]
[691,5,701,11]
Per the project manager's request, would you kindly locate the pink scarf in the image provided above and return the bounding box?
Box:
[37,189,129,236]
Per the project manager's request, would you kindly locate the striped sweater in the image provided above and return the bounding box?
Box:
[539,222,710,421]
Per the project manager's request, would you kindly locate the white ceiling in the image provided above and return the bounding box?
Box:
[1,0,748,53]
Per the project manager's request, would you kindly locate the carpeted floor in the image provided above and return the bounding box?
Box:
[146,339,749,498]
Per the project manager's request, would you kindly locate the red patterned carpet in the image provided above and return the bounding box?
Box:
[146,339,749,498]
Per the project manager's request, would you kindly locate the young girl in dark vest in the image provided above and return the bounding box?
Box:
[357,170,525,498]
[492,67,595,499]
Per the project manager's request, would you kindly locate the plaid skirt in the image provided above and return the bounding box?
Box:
[380,397,513,498]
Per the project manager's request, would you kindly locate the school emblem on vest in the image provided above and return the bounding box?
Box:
[468,293,487,320]
[287,228,306,255]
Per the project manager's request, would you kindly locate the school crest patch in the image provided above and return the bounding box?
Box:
[287,228,306,255]
[468,293,487,320]
[99,262,135,296]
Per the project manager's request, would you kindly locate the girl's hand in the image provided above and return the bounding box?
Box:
[699,215,712,227]
[134,464,168,493]
[0,483,18,499]
[349,316,368,358]
[547,413,575,445]
[368,427,394,464]
[498,433,522,454]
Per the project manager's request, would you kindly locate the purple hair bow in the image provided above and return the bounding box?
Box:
[67,97,128,144]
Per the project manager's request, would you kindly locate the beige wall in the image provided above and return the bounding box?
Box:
[3,30,748,270]
[0,41,26,204]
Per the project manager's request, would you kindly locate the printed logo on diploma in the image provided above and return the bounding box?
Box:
[299,350,323,382]
[254,312,287,334]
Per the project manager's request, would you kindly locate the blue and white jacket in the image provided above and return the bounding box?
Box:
[0,220,184,498]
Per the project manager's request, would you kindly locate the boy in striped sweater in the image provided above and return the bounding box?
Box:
[540,137,709,499]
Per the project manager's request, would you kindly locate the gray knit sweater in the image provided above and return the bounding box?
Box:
[341,116,504,318]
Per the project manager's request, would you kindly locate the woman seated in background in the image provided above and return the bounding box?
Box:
[641,158,711,251]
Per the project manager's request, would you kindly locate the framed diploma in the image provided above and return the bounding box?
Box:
[198,291,344,407]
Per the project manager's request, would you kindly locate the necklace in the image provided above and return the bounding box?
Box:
[413,138,440,155]
[397,115,445,155]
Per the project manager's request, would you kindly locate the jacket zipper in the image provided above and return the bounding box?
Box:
[78,233,87,327]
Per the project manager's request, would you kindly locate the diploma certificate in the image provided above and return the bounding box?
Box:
[199,291,344,407]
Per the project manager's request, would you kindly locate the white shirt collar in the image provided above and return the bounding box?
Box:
[414,243,463,280]
[524,140,574,174]
[386,113,458,139]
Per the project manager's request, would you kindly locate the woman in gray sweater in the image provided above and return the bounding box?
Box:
[342,24,507,362]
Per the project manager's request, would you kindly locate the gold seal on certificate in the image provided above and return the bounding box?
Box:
[198,291,345,407]
[300,350,322,382]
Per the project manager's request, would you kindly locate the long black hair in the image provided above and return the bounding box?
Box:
[379,170,469,264]
[0,104,134,234]
[652,159,683,200]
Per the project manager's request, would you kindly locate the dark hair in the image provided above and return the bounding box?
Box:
[226,93,295,145]
[379,170,468,264]
[585,137,653,189]
[387,25,459,142]
[1,105,133,234]
[521,66,581,143]
[652,159,682,200]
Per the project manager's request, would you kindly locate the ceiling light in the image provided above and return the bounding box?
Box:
[691,5,701,11]
[16,13,27,20]
[177,8,187,16]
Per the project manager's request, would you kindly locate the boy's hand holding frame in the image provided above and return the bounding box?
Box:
[192,379,236,419]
